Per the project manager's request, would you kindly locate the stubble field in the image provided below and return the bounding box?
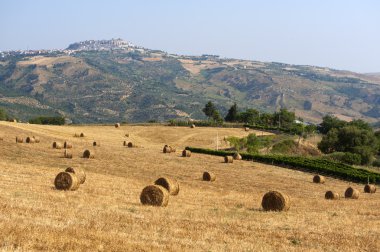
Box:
[0,122,379,251]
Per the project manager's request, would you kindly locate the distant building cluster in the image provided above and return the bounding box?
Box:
[0,38,139,58]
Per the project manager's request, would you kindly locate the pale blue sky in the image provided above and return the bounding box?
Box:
[1,0,379,73]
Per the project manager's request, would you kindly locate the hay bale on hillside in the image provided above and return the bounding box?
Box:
[182,150,191,157]
[140,185,169,207]
[33,136,40,143]
[65,167,86,184]
[364,184,376,193]
[190,124,196,128]
[52,142,63,149]
[93,141,99,147]
[80,133,85,137]
[63,150,73,159]
[64,141,72,149]
[203,171,216,182]
[325,191,340,200]
[233,153,242,160]
[345,187,360,199]
[115,123,120,128]
[313,175,325,184]
[54,172,80,191]
[16,136,23,143]
[154,177,179,196]
[26,136,36,143]
[224,156,233,163]
[127,142,133,148]
[83,149,95,159]
[261,191,290,211]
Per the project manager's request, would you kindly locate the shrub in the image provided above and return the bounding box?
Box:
[29,116,65,125]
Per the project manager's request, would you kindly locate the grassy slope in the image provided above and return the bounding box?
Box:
[0,122,379,251]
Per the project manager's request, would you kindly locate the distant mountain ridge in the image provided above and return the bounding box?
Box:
[0,39,379,124]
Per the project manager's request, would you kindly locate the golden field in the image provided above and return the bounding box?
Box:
[0,121,379,251]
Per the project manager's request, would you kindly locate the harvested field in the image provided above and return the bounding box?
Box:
[0,121,379,251]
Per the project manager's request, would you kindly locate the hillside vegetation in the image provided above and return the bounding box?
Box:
[1,46,380,123]
[0,122,380,251]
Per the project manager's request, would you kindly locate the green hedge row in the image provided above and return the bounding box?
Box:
[185,147,380,184]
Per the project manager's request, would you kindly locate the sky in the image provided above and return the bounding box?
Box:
[1,0,379,73]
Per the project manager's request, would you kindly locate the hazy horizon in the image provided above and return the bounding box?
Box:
[1,0,379,73]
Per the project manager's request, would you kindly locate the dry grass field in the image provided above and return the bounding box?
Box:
[0,122,379,251]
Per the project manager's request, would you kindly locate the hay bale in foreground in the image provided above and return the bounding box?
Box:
[64,141,72,149]
[65,167,86,184]
[54,172,80,191]
[182,150,191,157]
[313,175,325,184]
[261,191,290,211]
[83,149,94,159]
[163,145,175,153]
[154,177,179,196]
[26,136,36,143]
[233,153,242,160]
[345,187,360,199]
[115,123,120,128]
[127,142,133,148]
[140,185,169,207]
[33,136,40,143]
[16,136,23,143]
[325,191,340,200]
[364,184,376,193]
[123,141,127,146]
[52,142,63,149]
[203,171,216,182]
[63,150,73,159]
[190,124,196,128]
[224,156,233,163]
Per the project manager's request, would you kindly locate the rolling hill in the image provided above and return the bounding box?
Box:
[1,39,380,123]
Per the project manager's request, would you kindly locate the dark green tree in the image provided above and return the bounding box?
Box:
[202,101,216,120]
[318,115,346,134]
[224,103,238,122]
[238,109,259,125]
[273,108,296,129]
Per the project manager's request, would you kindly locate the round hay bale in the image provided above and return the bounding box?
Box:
[65,167,86,184]
[364,184,376,194]
[125,133,130,137]
[190,124,196,128]
[64,141,72,149]
[154,177,179,196]
[127,142,133,148]
[83,149,94,159]
[313,175,325,184]
[80,133,85,137]
[233,152,242,160]
[163,145,171,153]
[26,136,36,143]
[63,150,73,159]
[123,141,127,146]
[16,136,23,143]
[345,187,360,199]
[203,171,216,182]
[325,191,340,200]
[33,136,40,143]
[52,142,63,149]
[54,172,80,191]
[93,141,99,147]
[115,123,120,128]
[140,185,169,207]
[245,127,250,131]
[261,191,290,211]
[224,156,234,163]
[182,150,191,157]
